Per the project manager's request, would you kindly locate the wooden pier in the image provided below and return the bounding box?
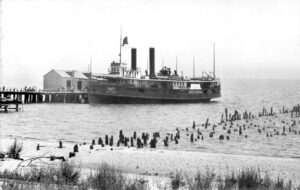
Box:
[0,91,88,104]
[0,99,22,112]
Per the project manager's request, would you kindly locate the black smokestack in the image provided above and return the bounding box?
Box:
[131,48,137,70]
[149,47,155,78]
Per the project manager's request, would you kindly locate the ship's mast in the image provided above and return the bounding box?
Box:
[147,57,149,75]
[193,57,195,78]
[176,56,178,71]
[0,0,3,86]
[213,42,215,77]
[119,27,122,64]
[89,57,92,79]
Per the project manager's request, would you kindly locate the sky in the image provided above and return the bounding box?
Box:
[0,0,300,88]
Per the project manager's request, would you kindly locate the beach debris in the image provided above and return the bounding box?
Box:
[50,156,65,162]
[239,126,242,135]
[219,135,224,140]
[98,137,103,145]
[137,138,143,148]
[153,132,160,138]
[110,136,114,146]
[0,152,5,159]
[175,138,178,144]
[69,152,75,158]
[150,138,157,148]
[131,137,134,147]
[74,144,79,152]
[142,133,149,145]
[205,118,209,128]
[58,141,63,148]
[119,130,124,143]
[227,129,231,134]
[258,129,261,133]
[105,135,109,145]
[190,133,194,142]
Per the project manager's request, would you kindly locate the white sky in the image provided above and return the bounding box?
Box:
[1,0,300,88]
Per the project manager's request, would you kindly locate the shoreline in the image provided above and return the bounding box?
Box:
[1,137,300,186]
[3,134,300,160]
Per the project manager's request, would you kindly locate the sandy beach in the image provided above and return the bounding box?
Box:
[1,135,300,187]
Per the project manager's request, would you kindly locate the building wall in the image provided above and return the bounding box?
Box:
[43,70,65,91]
[44,70,89,92]
[70,78,89,91]
[62,78,71,90]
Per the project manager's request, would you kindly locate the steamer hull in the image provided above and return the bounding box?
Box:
[88,80,221,104]
[88,93,219,104]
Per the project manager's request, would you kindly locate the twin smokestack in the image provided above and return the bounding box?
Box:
[131,47,155,78]
[131,48,137,70]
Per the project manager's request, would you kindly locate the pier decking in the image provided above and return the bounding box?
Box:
[0,99,22,111]
[0,90,88,104]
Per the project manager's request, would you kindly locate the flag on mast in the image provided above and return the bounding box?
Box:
[122,37,128,46]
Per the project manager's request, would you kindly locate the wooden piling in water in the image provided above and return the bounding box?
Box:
[0,90,89,104]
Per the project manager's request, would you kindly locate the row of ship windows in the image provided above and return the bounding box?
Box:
[174,82,185,86]
[113,79,185,86]
[112,67,126,72]
[111,80,219,89]
[113,79,150,85]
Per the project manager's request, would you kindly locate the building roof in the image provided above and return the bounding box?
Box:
[45,69,89,79]
[72,71,89,79]
[54,70,72,78]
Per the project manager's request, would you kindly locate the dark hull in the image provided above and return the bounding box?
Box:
[88,79,221,104]
[88,92,221,104]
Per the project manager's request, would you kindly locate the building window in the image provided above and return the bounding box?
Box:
[67,80,72,89]
[78,81,82,91]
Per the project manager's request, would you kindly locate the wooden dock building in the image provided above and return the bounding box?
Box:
[43,70,90,92]
[0,69,91,106]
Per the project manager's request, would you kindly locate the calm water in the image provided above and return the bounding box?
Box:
[1,79,300,158]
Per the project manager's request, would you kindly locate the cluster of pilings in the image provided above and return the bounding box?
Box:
[41,130,162,160]
[221,109,254,123]
[0,91,88,104]
[33,103,300,162]
[291,104,300,117]
[0,99,22,112]
[259,107,275,117]
[43,93,88,104]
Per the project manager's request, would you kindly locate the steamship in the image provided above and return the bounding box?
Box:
[88,40,221,103]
